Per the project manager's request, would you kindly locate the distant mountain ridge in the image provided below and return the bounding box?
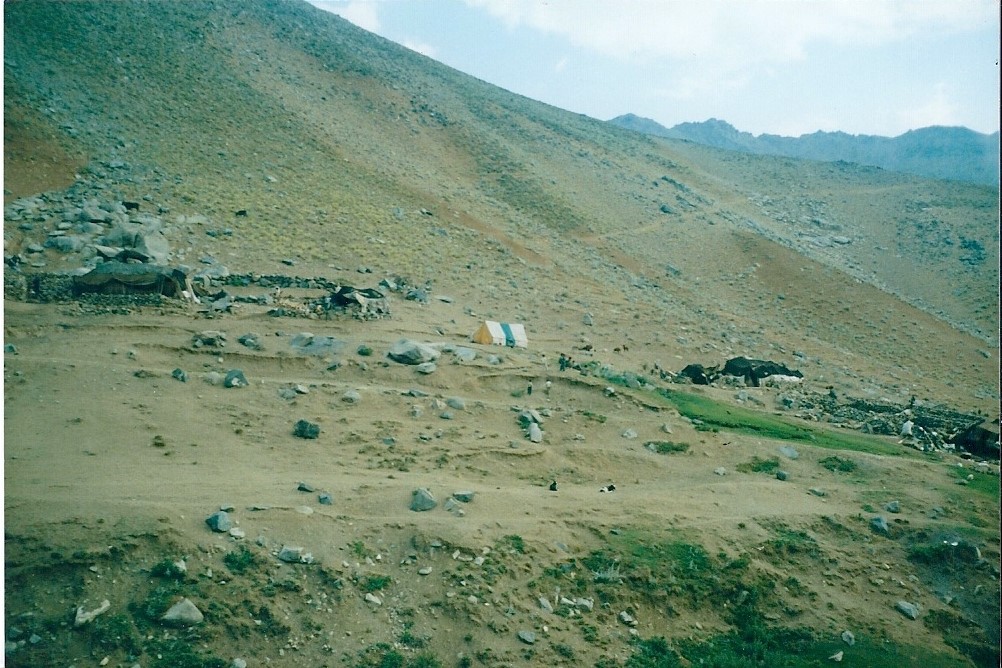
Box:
[609,114,1000,186]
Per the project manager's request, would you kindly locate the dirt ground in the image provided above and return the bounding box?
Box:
[4,292,999,666]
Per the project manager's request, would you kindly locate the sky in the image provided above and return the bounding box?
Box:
[306,0,999,138]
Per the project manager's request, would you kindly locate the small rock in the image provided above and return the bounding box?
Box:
[619,610,638,626]
[4,343,17,354]
[297,481,316,492]
[538,596,553,613]
[364,593,382,605]
[415,361,437,374]
[277,546,304,563]
[622,428,638,439]
[870,516,890,535]
[232,659,248,668]
[517,630,536,645]
[205,511,232,532]
[74,599,111,626]
[224,369,248,388]
[293,419,320,439]
[446,396,466,410]
[237,333,263,351]
[841,630,855,646]
[418,566,433,575]
[779,445,799,459]
[318,493,333,505]
[884,500,901,513]
[528,422,543,443]
[895,600,919,620]
[453,490,475,503]
[808,487,827,497]
[162,598,203,625]
[714,467,727,476]
[410,488,437,511]
[342,389,361,404]
[171,368,188,382]
[776,470,789,481]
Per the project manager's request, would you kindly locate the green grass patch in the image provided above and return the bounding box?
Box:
[736,456,780,474]
[761,522,822,561]
[658,388,903,455]
[223,546,258,574]
[819,455,858,473]
[946,466,1001,500]
[361,574,391,592]
[645,440,690,454]
[498,534,526,554]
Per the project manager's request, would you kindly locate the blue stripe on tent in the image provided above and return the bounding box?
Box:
[500,322,515,347]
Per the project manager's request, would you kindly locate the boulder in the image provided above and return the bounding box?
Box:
[162,598,203,625]
[410,488,437,512]
[387,339,440,365]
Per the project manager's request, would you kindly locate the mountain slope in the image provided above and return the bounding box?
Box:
[3,4,1000,665]
[609,114,1001,186]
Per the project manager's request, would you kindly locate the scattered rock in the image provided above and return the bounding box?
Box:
[418,566,433,576]
[870,516,890,536]
[517,630,536,645]
[387,339,440,365]
[74,599,111,626]
[277,545,305,563]
[446,396,466,410]
[415,361,437,374]
[622,428,638,439]
[619,610,638,626]
[895,600,919,620]
[538,596,553,613]
[342,389,361,404]
[841,630,855,646]
[776,470,789,481]
[192,330,226,348]
[293,420,320,439]
[205,511,232,533]
[410,488,437,512]
[364,593,382,605]
[884,500,901,513]
[237,333,263,351]
[162,598,204,625]
[318,493,333,505]
[453,490,475,503]
[224,369,248,388]
[171,368,188,382]
[714,467,727,476]
[528,422,543,443]
[779,445,800,459]
[808,488,827,497]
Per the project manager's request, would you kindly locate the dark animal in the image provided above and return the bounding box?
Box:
[122,201,140,211]
[234,209,248,217]
[679,363,717,385]
[722,357,802,387]
[951,420,1001,460]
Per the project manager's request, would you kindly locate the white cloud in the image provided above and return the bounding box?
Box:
[896,82,962,129]
[554,56,569,73]
[403,40,438,58]
[463,0,994,67]
[307,1,381,32]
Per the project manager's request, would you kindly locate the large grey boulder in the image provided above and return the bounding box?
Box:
[388,339,440,365]
[162,598,203,625]
[410,488,437,511]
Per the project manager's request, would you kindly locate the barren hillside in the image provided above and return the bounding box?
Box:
[4,2,999,667]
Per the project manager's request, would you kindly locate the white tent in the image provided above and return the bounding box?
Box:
[471,320,528,348]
